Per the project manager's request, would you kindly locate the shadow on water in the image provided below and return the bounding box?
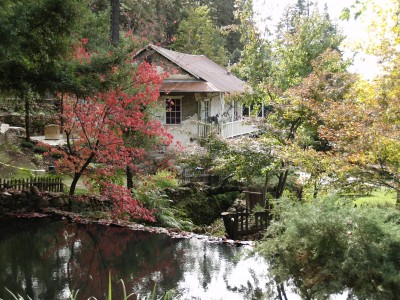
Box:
[0,217,281,300]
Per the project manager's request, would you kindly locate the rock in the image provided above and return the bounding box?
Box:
[3,192,12,198]
[51,196,67,208]
[30,186,41,197]
[7,126,26,136]
[12,190,22,197]
[38,197,50,208]
[227,199,246,212]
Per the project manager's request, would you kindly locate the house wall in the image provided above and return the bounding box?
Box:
[161,93,198,147]
[181,93,197,120]
[155,92,226,147]
[135,50,193,79]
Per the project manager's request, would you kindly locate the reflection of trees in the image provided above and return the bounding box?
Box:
[71,225,183,299]
[0,217,272,299]
[0,217,69,299]
[0,218,181,299]
[175,240,272,299]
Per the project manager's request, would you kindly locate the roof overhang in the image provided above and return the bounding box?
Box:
[160,81,220,93]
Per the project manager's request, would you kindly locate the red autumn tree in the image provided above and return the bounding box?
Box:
[51,37,172,220]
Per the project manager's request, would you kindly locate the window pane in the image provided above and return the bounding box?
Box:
[165,98,181,124]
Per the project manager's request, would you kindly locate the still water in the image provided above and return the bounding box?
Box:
[0,216,282,300]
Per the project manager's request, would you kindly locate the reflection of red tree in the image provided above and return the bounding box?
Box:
[43,222,183,299]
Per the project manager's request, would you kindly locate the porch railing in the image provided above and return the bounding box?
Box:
[197,120,257,139]
[220,120,257,138]
[197,122,219,138]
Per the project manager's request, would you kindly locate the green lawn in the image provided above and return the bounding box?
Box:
[353,188,397,207]
[0,142,38,178]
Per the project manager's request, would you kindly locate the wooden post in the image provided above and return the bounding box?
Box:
[233,214,238,240]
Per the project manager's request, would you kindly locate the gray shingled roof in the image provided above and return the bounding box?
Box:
[147,45,248,93]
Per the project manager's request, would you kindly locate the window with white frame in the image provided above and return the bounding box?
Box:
[165,97,182,124]
[204,100,210,121]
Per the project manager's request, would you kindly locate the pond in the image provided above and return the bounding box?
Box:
[0,216,295,300]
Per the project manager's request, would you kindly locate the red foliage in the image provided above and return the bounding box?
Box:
[54,38,172,220]
[102,183,155,222]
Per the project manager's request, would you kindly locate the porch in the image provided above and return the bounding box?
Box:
[197,119,257,139]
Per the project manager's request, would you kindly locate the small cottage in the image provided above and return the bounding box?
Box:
[134,45,256,146]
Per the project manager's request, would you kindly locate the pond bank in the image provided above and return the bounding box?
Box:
[0,185,260,244]
[0,186,111,213]
[5,208,253,246]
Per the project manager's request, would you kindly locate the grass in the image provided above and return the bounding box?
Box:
[61,175,91,195]
[353,187,397,207]
[2,273,172,300]
[0,142,38,178]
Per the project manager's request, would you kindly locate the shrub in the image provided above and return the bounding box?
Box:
[134,171,192,230]
[257,197,400,299]
[50,150,64,159]
[33,145,48,154]
[176,190,238,225]
[151,169,179,189]
[21,140,35,149]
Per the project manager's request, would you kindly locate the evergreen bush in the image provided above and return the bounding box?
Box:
[257,197,400,299]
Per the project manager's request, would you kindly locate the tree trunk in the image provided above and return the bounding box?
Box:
[110,0,120,45]
[69,152,96,195]
[397,190,400,205]
[126,165,133,189]
[60,93,64,132]
[313,179,319,199]
[263,171,269,196]
[69,174,80,196]
[24,93,31,141]
[275,168,289,199]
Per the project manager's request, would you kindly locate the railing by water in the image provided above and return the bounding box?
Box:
[0,177,63,192]
[222,190,271,240]
[222,210,271,240]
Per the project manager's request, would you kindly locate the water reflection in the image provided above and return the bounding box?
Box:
[0,217,272,300]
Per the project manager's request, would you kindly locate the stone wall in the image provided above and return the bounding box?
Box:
[0,187,112,214]
[0,113,56,135]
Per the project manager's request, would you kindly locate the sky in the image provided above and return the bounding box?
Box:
[252,0,382,79]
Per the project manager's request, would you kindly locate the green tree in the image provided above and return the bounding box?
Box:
[197,0,243,58]
[313,1,400,199]
[172,6,228,66]
[258,198,400,299]
[316,69,400,199]
[232,0,272,86]
[0,0,90,140]
[114,0,194,45]
[273,2,344,90]
[249,3,346,199]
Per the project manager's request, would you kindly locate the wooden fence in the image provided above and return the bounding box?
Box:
[0,177,63,193]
